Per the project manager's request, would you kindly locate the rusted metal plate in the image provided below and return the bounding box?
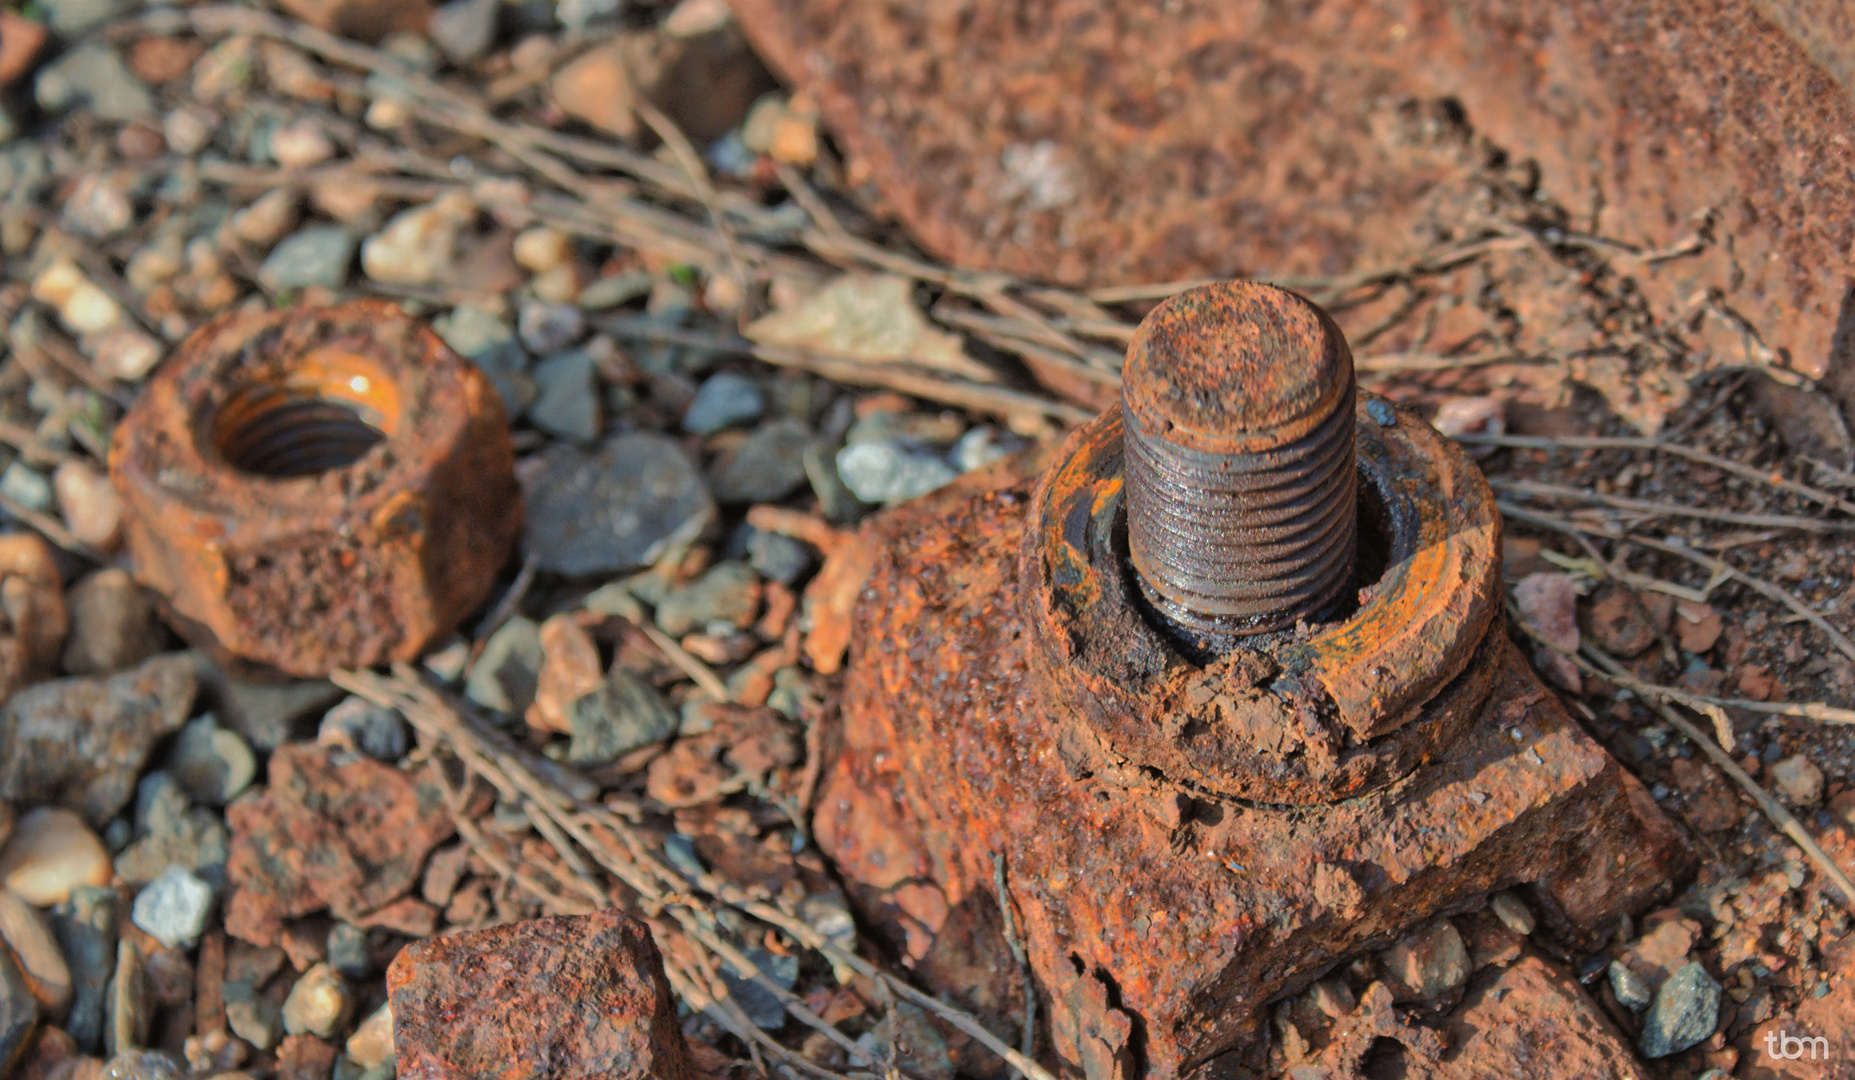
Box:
[814,459,1693,1078]
[729,0,1855,381]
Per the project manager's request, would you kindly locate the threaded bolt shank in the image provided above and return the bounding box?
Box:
[1121,281,1358,646]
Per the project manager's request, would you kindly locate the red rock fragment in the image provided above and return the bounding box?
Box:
[276,1033,339,1080]
[387,909,693,1080]
[1435,956,1648,1078]
[224,744,454,947]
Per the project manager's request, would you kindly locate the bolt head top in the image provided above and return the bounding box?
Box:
[1122,281,1353,455]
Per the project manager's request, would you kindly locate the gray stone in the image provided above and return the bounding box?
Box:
[682,372,765,435]
[63,568,166,676]
[35,44,153,120]
[708,418,814,503]
[100,1049,184,1080]
[196,663,344,752]
[317,696,410,761]
[952,425,1025,472]
[1379,919,1470,1003]
[522,433,715,576]
[656,562,761,636]
[529,348,602,443]
[1,463,51,512]
[168,714,255,806]
[327,922,373,980]
[517,300,585,354]
[130,865,214,949]
[1638,960,1720,1058]
[257,226,356,292]
[50,884,118,1053]
[576,269,654,310]
[835,440,957,505]
[429,0,499,63]
[805,441,865,524]
[114,773,228,887]
[224,979,282,1050]
[465,616,543,716]
[568,669,679,768]
[435,305,535,417]
[717,948,798,1030]
[747,529,815,584]
[0,654,197,826]
[0,937,36,1075]
[1608,960,1652,1012]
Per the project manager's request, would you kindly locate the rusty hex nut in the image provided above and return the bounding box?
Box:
[109,301,521,677]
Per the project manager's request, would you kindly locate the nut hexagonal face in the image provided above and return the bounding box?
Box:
[110,301,521,676]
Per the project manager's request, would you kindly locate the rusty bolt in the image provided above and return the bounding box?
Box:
[1121,281,1357,648]
[110,301,521,677]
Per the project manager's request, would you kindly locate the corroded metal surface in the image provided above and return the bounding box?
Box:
[110,301,520,676]
[729,0,1855,380]
[1121,283,1358,643]
[816,460,1693,1076]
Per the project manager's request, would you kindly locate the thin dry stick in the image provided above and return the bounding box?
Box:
[1577,644,1855,911]
[1590,664,1855,727]
[992,852,1036,1075]
[633,101,752,318]
[1493,477,1855,533]
[1459,432,1855,518]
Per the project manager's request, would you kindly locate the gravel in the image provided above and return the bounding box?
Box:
[131,864,215,949]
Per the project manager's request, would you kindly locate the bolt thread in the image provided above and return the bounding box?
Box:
[1120,282,1359,644]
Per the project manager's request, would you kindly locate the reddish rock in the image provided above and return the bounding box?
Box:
[276,1033,339,1080]
[387,909,693,1080]
[1435,956,1648,1078]
[274,0,429,42]
[224,745,454,947]
[1582,586,1658,659]
[0,12,45,89]
[1736,928,1855,1079]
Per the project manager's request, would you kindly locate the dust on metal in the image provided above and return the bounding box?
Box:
[110,300,521,677]
[1121,282,1358,646]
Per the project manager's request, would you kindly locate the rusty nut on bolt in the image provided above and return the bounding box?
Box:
[109,301,522,677]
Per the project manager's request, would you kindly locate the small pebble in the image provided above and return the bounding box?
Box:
[951,425,1022,473]
[746,529,815,585]
[30,259,122,335]
[835,440,957,505]
[268,120,334,169]
[709,419,815,503]
[317,697,410,761]
[465,616,544,716]
[230,188,300,246]
[1608,960,1652,1011]
[528,348,602,444]
[54,460,122,549]
[101,1049,185,1079]
[326,922,372,981]
[360,191,476,286]
[130,865,214,949]
[168,714,256,806]
[1379,919,1469,1002]
[1488,892,1535,937]
[512,227,571,273]
[1770,753,1824,806]
[431,0,498,63]
[682,372,765,435]
[63,567,165,676]
[2,462,52,512]
[568,669,680,768]
[656,561,761,636]
[90,325,164,382]
[161,107,215,155]
[281,962,348,1039]
[0,886,72,1014]
[516,300,585,354]
[345,1002,394,1068]
[0,807,113,906]
[1638,960,1720,1058]
[224,981,282,1051]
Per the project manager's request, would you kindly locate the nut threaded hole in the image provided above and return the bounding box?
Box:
[212,350,398,478]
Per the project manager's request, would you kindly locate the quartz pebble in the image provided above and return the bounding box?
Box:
[1770,753,1824,806]
[1488,892,1536,937]
[90,325,164,382]
[0,808,112,907]
[230,188,299,246]
[131,865,214,949]
[281,962,348,1039]
[53,460,122,550]
[360,192,476,286]
[30,259,121,335]
[512,226,571,273]
[268,120,334,169]
[345,1002,393,1068]
[1379,919,1470,1002]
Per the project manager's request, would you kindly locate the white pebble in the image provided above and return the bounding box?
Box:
[0,808,113,907]
[131,864,214,949]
